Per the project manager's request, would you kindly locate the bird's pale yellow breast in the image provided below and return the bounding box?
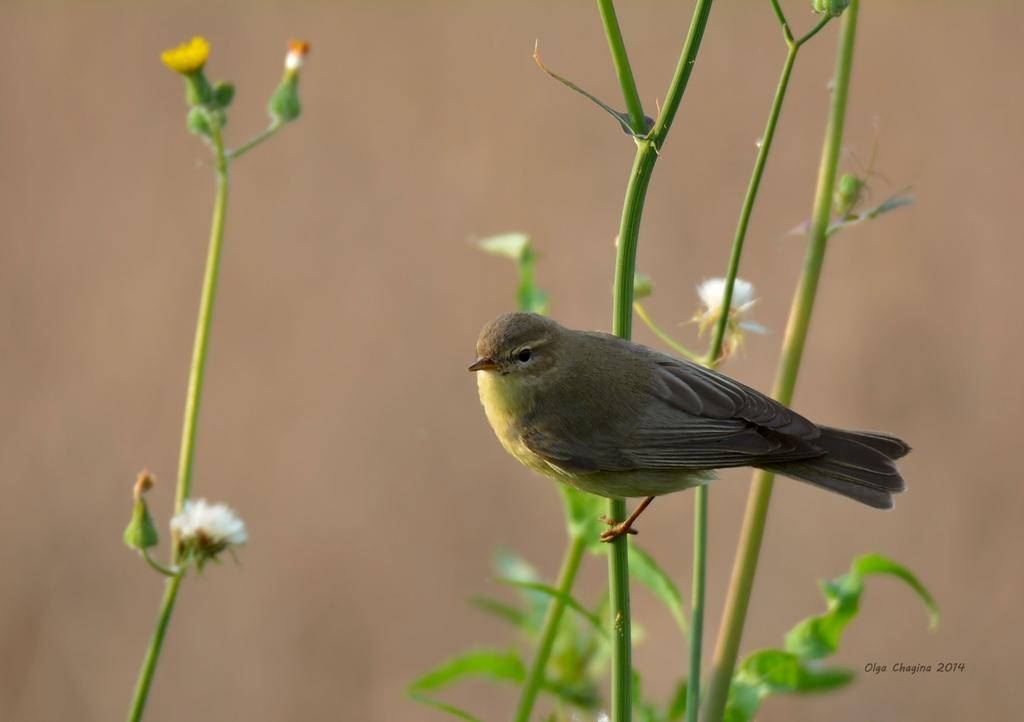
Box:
[476,371,552,476]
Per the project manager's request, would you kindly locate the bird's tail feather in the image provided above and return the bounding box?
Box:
[758,426,910,510]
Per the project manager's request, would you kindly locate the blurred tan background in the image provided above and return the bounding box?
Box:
[1,1,1020,720]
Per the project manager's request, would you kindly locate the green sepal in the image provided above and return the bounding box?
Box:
[186,106,212,137]
[123,497,159,550]
[183,70,214,106]
[213,80,235,108]
[268,73,302,124]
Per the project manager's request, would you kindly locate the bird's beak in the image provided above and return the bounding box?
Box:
[468,357,498,372]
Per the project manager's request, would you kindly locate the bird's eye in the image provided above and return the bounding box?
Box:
[517,348,532,363]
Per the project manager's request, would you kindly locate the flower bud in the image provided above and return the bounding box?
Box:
[633,272,653,300]
[812,0,850,18]
[268,40,310,124]
[834,172,865,218]
[123,471,159,551]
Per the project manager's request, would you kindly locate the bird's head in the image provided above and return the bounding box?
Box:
[469,312,562,381]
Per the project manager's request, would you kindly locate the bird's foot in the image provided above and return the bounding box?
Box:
[598,515,639,543]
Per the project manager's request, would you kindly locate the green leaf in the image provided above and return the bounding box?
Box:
[725,649,854,722]
[632,670,659,722]
[665,679,688,721]
[850,553,939,629]
[826,192,914,235]
[407,692,486,722]
[628,545,688,636]
[495,577,606,635]
[559,486,605,541]
[477,232,549,315]
[467,596,529,630]
[408,648,525,692]
[784,552,938,660]
[534,42,654,138]
[493,548,547,631]
[517,280,549,315]
[540,678,600,709]
[478,232,531,262]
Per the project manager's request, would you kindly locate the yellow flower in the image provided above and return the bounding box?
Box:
[161,36,210,74]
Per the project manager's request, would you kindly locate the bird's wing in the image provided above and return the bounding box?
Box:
[521,351,826,473]
[611,355,825,470]
[519,425,620,475]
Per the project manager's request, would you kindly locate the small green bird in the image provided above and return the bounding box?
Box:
[469,312,909,541]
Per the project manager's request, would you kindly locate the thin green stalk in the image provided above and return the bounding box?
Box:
[141,550,179,578]
[596,0,646,134]
[227,121,282,160]
[174,124,229,516]
[649,0,715,149]
[702,4,859,721]
[633,302,699,361]
[127,119,231,722]
[683,486,707,722]
[512,535,588,722]
[607,141,657,722]
[686,11,829,720]
[684,15,830,718]
[603,4,715,720]
[704,11,831,366]
[126,574,184,722]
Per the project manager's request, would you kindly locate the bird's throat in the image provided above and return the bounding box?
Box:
[476,371,534,456]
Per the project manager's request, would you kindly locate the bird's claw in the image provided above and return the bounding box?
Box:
[599,515,639,543]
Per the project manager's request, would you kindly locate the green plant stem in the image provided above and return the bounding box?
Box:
[649,0,715,149]
[174,124,230,516]
[512,535,588,722]
[633,302,699,361]
[603,4,715,721]
[227,121,282,160]
[684,12,829,721]
[704,11,831,366]
[126,574,184,722]
[596,0,646,134]
[141,550,179,578]
[702,4,859,721]
[127,120,230,722]
[684,486,707,722]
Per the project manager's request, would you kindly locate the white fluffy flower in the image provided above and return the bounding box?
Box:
[697,277,756,315]
[694,277,765,359]
[171,499,247,566]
